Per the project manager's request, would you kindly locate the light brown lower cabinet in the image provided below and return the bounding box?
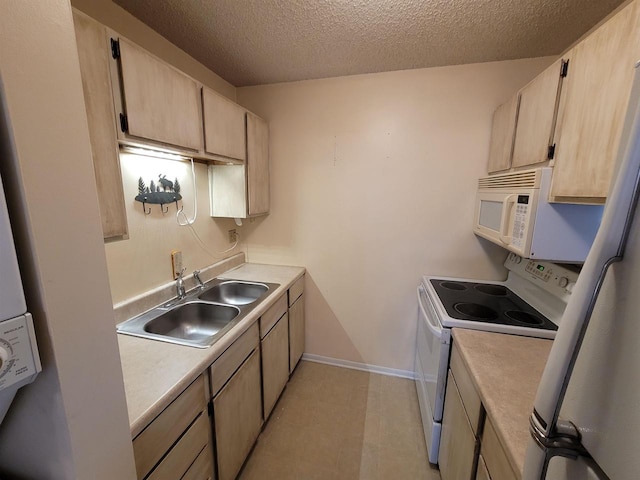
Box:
[132,374,209,479]
[288,293,305,373]
[476,454,491,480]
[481,418,517,480]
[261,313,290,419]
[182,445,215,480]
[147,412,210,480]
[213,349,263,480]
[439,370,478,480]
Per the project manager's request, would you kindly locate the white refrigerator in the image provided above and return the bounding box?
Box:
[0,76,41,425]
[524,63,640,479]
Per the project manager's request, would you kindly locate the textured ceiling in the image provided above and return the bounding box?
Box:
[113,0,626,87]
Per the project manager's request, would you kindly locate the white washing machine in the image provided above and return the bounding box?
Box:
[0,77,41,425]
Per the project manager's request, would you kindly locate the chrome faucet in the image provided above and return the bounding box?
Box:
[193,270,205,290]
[176,268,186,299]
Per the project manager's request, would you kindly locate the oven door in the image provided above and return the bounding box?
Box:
[415,285,451,463]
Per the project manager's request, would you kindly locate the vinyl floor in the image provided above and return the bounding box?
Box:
[238,360,441,480]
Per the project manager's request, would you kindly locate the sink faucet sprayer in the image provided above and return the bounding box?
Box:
[193,270,205,290]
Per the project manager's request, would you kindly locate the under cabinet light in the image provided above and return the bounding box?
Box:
[120,145,191,162]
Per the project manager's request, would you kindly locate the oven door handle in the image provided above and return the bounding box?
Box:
[417,286,443,339]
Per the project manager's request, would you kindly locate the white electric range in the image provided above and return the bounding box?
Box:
[414,253,578,464]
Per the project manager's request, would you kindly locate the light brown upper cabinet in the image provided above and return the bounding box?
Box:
[72,10,128,239]
[247,112,270,216]
[112,37,202,151]
[202,86,246,161]
[550,0,640,203]
[209,112,270,219]
[486,95,519,174]
[512,58,567,168]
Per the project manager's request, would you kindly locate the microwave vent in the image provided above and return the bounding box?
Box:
[478,169,541,189]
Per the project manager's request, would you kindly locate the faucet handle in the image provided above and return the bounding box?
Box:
[193,269,205,289]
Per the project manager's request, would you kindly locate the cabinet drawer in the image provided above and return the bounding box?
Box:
[482,418,517,480]
[182,443,215,480]
[451,343,483,434]
[288,276,304,306]
[147,411,209,480]
[259,293,287,338]
[210,322,259,396]
[133,375,207,479]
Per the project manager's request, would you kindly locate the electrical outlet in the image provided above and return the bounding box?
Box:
[228,229,237,243]
[171,250,183,279]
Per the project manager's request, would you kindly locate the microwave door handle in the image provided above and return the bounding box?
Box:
[417,286,442,339]
[499,194,518,244]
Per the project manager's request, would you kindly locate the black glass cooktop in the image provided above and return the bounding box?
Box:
[429,279,557,331]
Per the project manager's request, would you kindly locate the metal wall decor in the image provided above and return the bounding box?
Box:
[135,174,182,214]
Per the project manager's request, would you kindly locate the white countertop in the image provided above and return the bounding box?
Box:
[117,263,305,437]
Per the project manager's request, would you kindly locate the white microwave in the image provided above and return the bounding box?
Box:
[473,168,604,263]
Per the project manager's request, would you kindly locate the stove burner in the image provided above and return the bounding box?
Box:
[505,310,544,326]
[440,281,467,291]
[453,303,498,320]
[475,284,508,296]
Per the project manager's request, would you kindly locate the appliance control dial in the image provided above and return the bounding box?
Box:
[558,277,570,288]
[0,314,40,391]
[0,339,13,378]
[508,253,523,264]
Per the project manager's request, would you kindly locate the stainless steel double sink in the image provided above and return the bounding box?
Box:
[117,279,280,348]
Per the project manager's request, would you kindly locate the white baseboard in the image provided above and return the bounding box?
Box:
[301,353,415,380]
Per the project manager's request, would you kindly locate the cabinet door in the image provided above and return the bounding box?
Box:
[117,38,202,150]
[512,59,565,168]
[289,293,305,373]
[439,371,477,480]
[261,313,289,419]
[213,349,262,480]
[202,87,246,161]
[487,95,519,174]
[550,1,640,202]
[246,113,270,216]
[476,454,491,480]
[72,10,127,239]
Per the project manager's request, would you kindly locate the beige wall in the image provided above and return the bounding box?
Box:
[71,0,236,100]
[237,57,555,372]
[0,1,135,478]
[105,153,246,305]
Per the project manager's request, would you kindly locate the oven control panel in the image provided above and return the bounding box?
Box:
[505,253,579,298]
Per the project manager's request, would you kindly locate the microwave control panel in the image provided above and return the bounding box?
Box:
[511,195,530,249]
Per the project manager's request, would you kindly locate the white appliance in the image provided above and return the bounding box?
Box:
[415,254,578,464]
[524,62,640,479]
[473,167,604,263]
[0,77,41,425]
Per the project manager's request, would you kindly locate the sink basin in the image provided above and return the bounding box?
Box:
[143,302,240,343]
[117,278,280,348]
[198,281,268,305]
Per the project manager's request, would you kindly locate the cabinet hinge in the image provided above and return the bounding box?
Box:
[547,144,556,160]
[207,402,213,417]
[119,113,129,133]
[560,59,569,78]
[110,38,120,59]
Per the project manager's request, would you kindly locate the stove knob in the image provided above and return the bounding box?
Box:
[558,277,570,288]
